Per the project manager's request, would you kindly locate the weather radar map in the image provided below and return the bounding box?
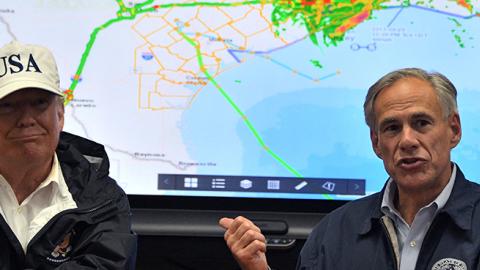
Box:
[0,0,479,200]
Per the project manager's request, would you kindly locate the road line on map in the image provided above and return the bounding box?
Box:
[176,27,307,179]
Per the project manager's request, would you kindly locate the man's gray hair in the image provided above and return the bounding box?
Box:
[363,67,458,131]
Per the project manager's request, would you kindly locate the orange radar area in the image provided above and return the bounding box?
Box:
[272,0,388,47]
[63,89,74,102]
[456,0,474,12]
[335,9,371,35]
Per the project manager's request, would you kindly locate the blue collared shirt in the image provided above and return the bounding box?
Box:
[381,164,457,270]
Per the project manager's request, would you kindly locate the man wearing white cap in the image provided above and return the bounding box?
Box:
[0,41,136,269]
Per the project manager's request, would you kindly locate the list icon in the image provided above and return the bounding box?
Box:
[212,178,226,189]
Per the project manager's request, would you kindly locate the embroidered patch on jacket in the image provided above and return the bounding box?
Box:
[46,230,75,263]
[431,258,467,270]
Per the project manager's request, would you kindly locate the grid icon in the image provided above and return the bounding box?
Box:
[184,177,198,188]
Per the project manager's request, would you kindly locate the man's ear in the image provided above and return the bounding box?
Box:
[57,100,65,130]
[449,113,462,149]
[370,129,382,159]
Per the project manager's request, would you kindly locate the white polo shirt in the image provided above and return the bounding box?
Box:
[0,154,77,253]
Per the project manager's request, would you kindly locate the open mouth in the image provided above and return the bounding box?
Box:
[398,157,425,169]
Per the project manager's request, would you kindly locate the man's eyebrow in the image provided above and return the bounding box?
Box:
[378,117,398,128]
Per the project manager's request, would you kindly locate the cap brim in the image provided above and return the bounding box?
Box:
[0,79,63,100]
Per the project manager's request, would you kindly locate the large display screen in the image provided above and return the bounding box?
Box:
[1,0,479,202]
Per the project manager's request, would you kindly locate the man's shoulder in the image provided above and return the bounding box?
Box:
[329,192,382,219]
[57,132,127,206]
[451,166,480,204]
[310,192,382,236]
[302,192,384,259]
[58,132,106,158]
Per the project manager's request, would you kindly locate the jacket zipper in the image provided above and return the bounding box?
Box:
[71,198,114,214]
[380,217,399,270]
[26,199,114,251]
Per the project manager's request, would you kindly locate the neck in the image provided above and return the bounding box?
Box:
[394,175,452,225]
[395,190,436,225]
[0,157,53,204]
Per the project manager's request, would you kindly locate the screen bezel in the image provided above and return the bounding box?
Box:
[128,194,349,213]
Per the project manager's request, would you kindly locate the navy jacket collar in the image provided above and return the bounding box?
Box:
[359,165,478,235]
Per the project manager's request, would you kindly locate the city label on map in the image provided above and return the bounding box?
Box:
[178,161,217,167]
[70,98,96,108]
[134,152,166,159]
[0,9,15,14]
[372,27,427,42]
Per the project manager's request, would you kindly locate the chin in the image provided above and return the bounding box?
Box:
[21,146,50,159]
[396,174,437,191]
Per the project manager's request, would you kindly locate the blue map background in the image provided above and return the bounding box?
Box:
[181,8,480,199]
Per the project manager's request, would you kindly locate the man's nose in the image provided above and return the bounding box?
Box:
[398,126,419,151]
[16,105,37,128]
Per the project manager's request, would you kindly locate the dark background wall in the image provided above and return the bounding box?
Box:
[132,209,325,270]
[136,236,305,270]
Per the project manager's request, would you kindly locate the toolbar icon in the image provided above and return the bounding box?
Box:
[212,178,226,189]
[157,175,175,189]
[240,179,252,189]
[267,180,280,190]
[322,181,336,192]
[295,181,308,190]
[184,177,198,188]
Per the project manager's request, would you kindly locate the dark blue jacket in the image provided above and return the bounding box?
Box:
[297,166,480,270]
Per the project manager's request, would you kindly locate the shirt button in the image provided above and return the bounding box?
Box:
[410,240,416,247]
[17,207,22,213]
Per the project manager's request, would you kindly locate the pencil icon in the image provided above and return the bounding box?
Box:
[295,181,308,190]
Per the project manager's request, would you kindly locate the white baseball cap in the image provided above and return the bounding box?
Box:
[0,40,63,100]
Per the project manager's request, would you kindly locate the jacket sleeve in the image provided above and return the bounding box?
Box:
[54,186,137,270]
